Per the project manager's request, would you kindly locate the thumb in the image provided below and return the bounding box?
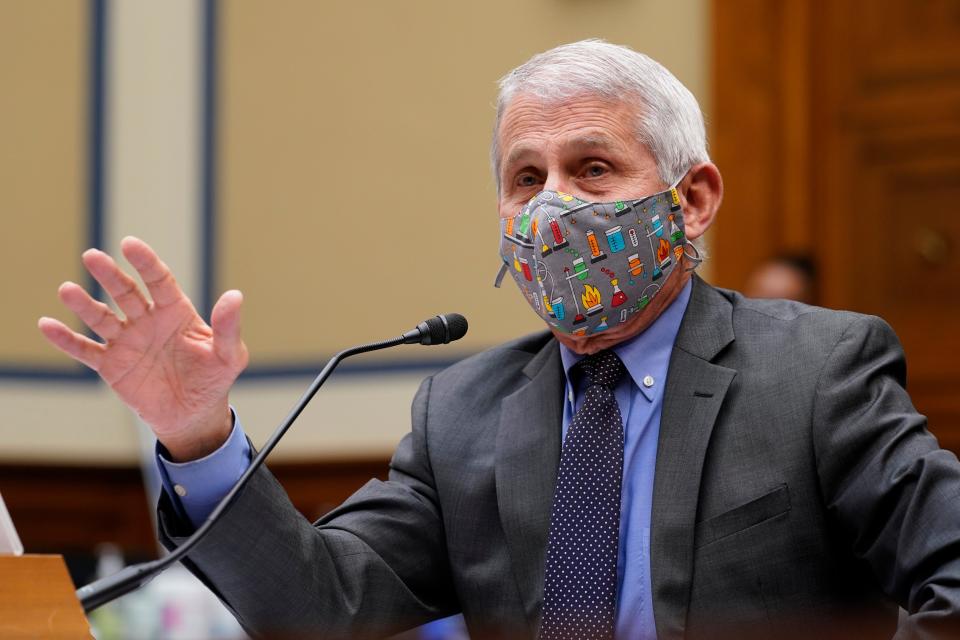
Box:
[211,289,247,366]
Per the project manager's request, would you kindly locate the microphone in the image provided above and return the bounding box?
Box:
[76,313,468,612]
[402,313,469,345]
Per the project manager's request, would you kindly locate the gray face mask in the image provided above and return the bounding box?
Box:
[495,184,700,336]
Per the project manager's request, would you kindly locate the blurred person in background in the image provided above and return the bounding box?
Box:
[38,40,960,639]
[743,253,818,305]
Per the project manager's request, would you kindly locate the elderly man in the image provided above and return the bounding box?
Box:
[40,40,960,639]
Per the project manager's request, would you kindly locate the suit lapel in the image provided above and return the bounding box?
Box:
[651,276,737,639]
[495,339,564,630]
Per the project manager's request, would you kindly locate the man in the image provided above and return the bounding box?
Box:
[39,40,960,639]
[743,254,818,305]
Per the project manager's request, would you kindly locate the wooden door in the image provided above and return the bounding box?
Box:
[712,0,960,451]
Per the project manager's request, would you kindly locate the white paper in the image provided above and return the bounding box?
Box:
[0,490,24,556]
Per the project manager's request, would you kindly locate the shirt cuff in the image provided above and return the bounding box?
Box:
[155,408,252,528]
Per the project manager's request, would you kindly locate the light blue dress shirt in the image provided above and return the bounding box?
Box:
[156,412,251,526]
[157,279,693,639]
[558,277,691,640]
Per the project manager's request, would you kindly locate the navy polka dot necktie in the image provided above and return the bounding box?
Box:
[540,350,626,640]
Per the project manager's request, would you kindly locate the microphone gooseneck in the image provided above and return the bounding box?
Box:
[77,313,468,613]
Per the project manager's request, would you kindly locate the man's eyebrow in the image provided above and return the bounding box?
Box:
[502,135,621,172]
[503,144,538,170]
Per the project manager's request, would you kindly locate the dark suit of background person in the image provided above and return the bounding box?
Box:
[156,275,960,639]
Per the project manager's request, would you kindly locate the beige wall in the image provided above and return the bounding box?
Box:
[0,0,708,464]
[0,1,88,367]
[219,0,711,365]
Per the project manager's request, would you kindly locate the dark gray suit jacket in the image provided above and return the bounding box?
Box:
[159,276,960,639]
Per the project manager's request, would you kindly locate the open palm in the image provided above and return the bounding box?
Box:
[38,237,248,460]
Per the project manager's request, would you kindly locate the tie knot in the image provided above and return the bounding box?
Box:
[578,350,626,389]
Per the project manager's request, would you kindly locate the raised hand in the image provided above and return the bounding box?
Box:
[38,237,249,461]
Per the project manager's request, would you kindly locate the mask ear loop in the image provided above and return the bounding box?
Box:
[682,241,703,272]
[494,261,509,287]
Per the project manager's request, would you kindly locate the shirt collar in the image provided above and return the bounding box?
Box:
[559,277,693,401]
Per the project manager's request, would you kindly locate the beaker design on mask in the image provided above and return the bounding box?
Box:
[651,214,664,238]
[605,226,626,253]
[614,201,633,217]
[668,214,683,243]
[552,298,566,321]
[547,216,569,252]
[571,256,589,281]
[610,279,628,307]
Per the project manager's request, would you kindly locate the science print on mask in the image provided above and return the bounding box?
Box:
[497,186,698,336]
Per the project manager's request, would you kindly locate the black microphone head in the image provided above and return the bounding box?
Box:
[415,313,468,345]
[441,313,468,342]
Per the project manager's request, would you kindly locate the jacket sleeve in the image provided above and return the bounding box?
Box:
[157,375,459,638]
[811,315,960,638]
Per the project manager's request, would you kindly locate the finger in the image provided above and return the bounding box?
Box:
[37,316,105,371]
[210,290,246,365]
[121,236,187,308]
[58,281,123,341]
[82,248,150,320]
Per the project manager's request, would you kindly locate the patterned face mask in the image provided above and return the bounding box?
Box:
[495,183,701,336]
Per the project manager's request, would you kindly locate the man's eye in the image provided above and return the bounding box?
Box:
[516,174,539,187]
[584,164,608,178]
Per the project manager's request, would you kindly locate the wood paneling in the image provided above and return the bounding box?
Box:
[712,0,960,451]
[0,459,389,558]
[0,464,157,556]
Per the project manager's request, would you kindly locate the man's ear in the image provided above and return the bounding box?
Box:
[678,162,723,240]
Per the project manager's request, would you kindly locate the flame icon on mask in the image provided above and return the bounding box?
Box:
[582,284,602,308]
[582,284,603,316]
[657,237,671,263]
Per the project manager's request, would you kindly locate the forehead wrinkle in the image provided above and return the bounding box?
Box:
[566,133,624,154]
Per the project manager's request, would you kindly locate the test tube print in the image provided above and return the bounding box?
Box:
[548,215,569,253]
[516,209,532,243]
[587,230,608,263]
[518,257,532,281]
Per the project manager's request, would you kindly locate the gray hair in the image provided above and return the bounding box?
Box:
[492,39,709,192]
